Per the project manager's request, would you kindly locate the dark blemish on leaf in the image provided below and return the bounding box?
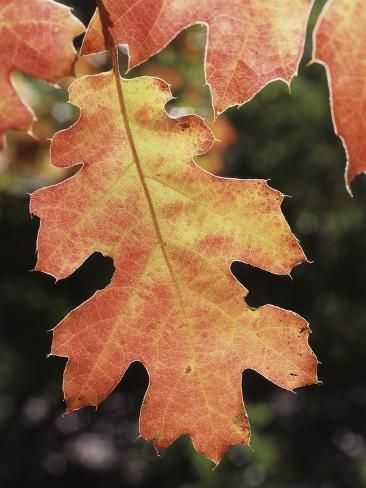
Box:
[180,123,190,131]
[299,327,307,334]
[289,373,298,376]
[234,414,243,424]
[234,414,247,431]
[185,365,192,374]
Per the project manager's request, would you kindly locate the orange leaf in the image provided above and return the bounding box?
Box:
[0,0,84,149]
[30,64,317,463]
[82,0,314,114]
[313,0,366,188]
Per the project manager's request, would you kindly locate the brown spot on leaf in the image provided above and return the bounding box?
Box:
[134,104,153,125]
[234,414,243,424]
[180,122,190,131]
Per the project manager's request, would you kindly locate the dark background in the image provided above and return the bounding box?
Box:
[1,1,366,486]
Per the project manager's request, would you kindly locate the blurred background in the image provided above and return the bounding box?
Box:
[1,0,366,486]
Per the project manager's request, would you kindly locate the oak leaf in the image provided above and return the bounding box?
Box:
[30,68,317,463]
[0,0,84,149]
[313,0,366,187]
[82,0,314,114]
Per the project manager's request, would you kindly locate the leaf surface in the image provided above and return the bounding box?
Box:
[0,0,84,148]
[82,0,313,114]
[313,0,366,186]
[30,70,317,463]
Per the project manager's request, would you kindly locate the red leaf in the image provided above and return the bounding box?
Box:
[82,0,314,114]
[313,0,366,188]
[0,0,84,148]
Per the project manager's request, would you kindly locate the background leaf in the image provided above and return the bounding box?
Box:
[313,0,366,188]
[82,0,313,114]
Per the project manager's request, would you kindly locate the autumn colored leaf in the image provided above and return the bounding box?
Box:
[0,0,84,149]
[82,0,314,114]
[313,0,366,187]
[30,58,317,463]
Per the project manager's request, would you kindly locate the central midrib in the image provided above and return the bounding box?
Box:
[111,46,177,290]
[111,47,220,455]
